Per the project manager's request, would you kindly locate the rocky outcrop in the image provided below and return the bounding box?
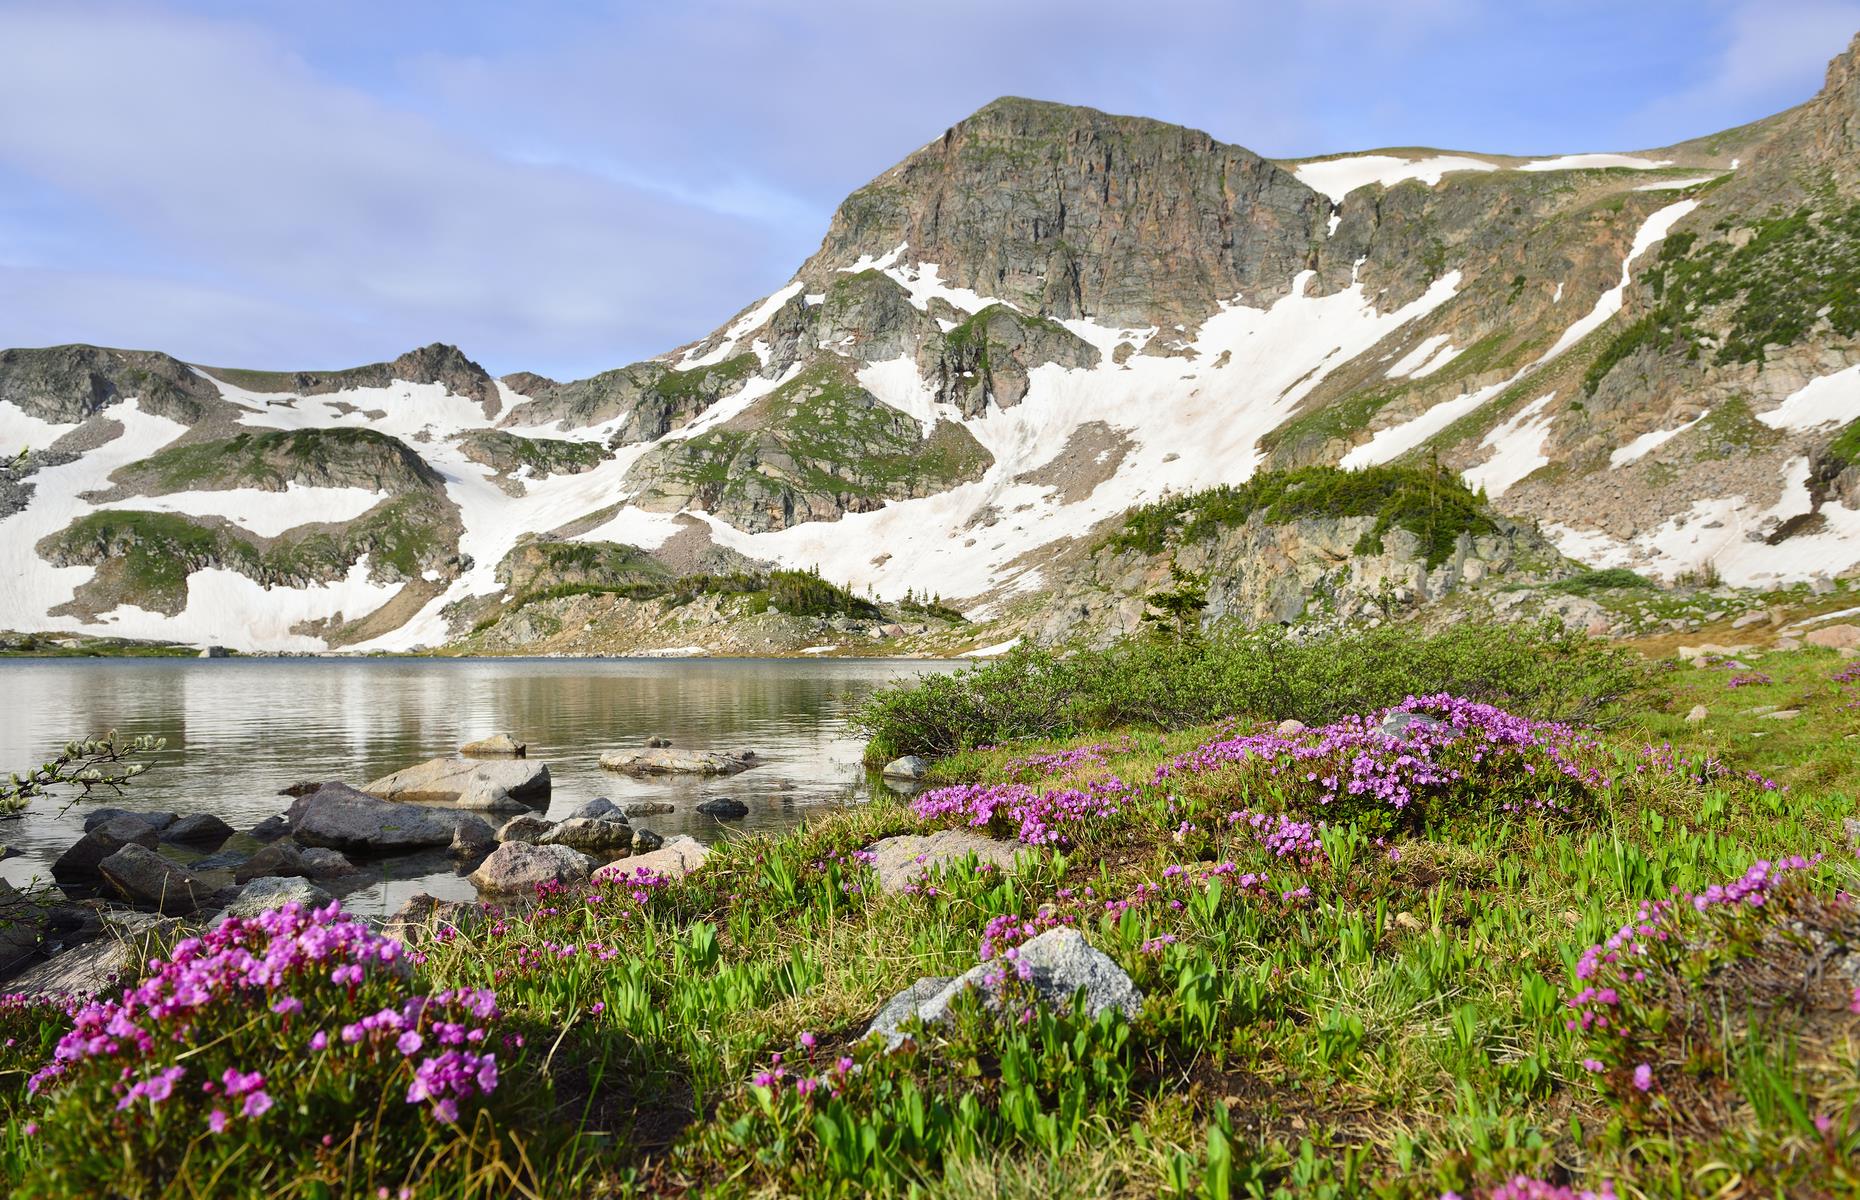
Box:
[498,354,759,438]
[918,306,1101,416]
[205,343,503,420]
[621,358,991,532]
[800,97,1326,329]
[0,344,219,424]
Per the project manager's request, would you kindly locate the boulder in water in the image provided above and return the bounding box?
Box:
[881,755,928,781]
[97,845,208,916]
[364,756,550,805]
[286,783,491,854]
[695,797,748,819]
[460,733,526,758]
[540,816,634,856]
[52,817,161,884]
[495,813,554,844]
[162,813,234,847]
[600,748,757,776]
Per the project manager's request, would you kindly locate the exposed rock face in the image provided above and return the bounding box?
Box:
[363,757,551,806]
[600,748,758,776]
[286,783,492,853]
[467,842,595,893]
[801,97,1325,328]
[499,354,759,438]
[621,359,992,532]
[0,345,219,424]
[455,430,608,486]
[918,306,1101,416]
[865,928,1142,1049]
[206,343,503,420]
[866,830,1025,893]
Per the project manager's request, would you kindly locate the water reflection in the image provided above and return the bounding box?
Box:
[0,657,956,914]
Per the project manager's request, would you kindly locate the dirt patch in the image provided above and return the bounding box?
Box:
[1013,421,1135,504]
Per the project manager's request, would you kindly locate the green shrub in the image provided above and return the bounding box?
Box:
[1100,465,1497,569]
[855,618,1646,761]
[1543,568,1657,595]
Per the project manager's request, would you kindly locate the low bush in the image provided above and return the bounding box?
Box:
[856,619,1646,762]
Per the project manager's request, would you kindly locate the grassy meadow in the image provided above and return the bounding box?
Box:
[1,621,1856,1198]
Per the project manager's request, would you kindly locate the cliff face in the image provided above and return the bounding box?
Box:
[798,97,1328,329]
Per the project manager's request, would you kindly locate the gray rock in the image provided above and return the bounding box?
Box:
[631,827,664,852]
[695,797,749,819]
[52,816,161,884]
[198,646,229,658]
[622,801,674,817]
[1375,711,1454,742]
[1685,704,1710,725]
[223,876,334,918]
[866,928,1141,1049]
[645,735,673,748]
[97,845,208,916]
[234,839,305,883]
[866,830,1027,893]
[278,782,323,798]
[5,913,178,996]
[383,893,479,942]
[364,756,550,805]
[540,816,634,855]
[297,847,358,879]
[248,815,292,842]
[1844,816,1860,852]
[600,747,758,776]
[568,796,623,821]
[495,813,555,843]
[460,733,526,758]
[452,777,531,814]
[161,813,234,846]
[1276,719,1308,736]
[449,818,496,859]
[594,835,709,882]
[881,755,928,780]
[81,808,178,834]
[286,783,491,854]
[467,842,595,893]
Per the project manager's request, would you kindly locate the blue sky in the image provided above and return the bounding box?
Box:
[1,0,1856,381]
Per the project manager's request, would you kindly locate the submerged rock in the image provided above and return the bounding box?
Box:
[467,842,595,893]
[865,830,1026,894]
[600,748,758,776]
[865,928,1141,1049]
[364,756,550,806]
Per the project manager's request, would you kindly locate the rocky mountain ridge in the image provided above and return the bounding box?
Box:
[8,33,1860,652]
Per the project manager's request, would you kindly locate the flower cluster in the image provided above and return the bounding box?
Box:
[27,901,505,1130]
[1725,672,1772,689]
[1155,695,1605,823]
[912,777,1136,845]
[1444,1178,1617,1200]
[1003,738,1132,778]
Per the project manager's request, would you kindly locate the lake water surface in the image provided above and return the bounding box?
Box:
[0,657,958,915]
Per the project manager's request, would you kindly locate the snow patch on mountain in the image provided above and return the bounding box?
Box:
[0,401,80,452]
[1535,199,1698,365]
[1463,393,1555,497]
[1518,153,1674,172]
[1610,413,1708,467]
[1757,362,1860,430]
[1293,155,1497,203]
